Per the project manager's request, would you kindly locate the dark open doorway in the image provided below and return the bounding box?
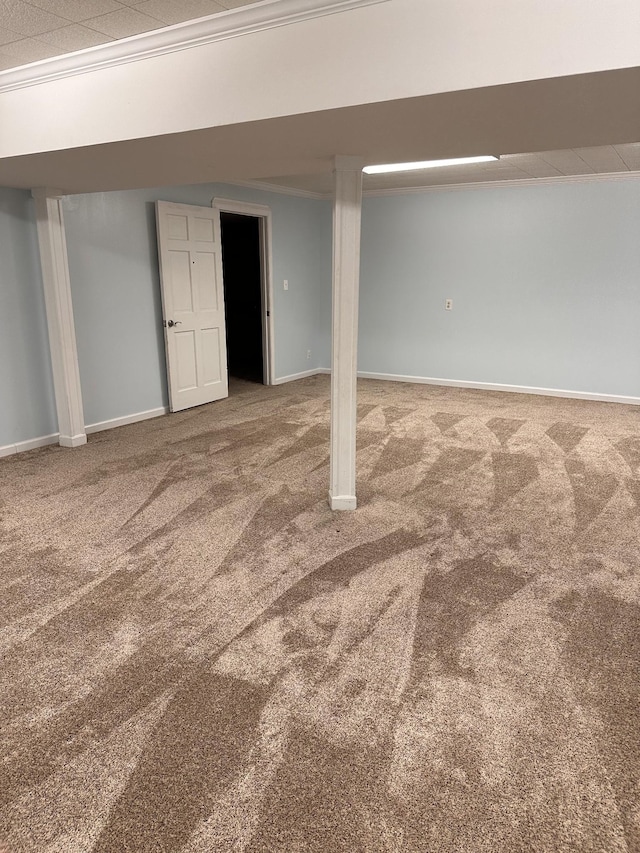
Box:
[220,212,264,384]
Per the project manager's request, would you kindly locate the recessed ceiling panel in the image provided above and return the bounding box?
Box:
[0,0,260,71]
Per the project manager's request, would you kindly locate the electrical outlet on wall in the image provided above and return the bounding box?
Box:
[283,279,289,291]
[307,349,312,360]
[445,298,453,310]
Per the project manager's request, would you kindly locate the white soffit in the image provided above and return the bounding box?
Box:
[0,0,389,93]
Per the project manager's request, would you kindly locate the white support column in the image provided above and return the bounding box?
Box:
[32,188,86,448]
[329,156,364,511]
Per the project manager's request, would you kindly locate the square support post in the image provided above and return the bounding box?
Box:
[32,189,86,448]
[329,156,364,511]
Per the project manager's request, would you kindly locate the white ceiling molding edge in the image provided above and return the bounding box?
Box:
[363,170,640,197]
[220,170,640,201]
[0,0,389,95]
[225,179,329,201]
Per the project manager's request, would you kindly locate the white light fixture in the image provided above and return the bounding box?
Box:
[363,155,499,175]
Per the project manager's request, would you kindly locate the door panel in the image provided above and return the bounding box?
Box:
[175,330,198,391]
[166,213,188,240]
[201,327,222,384]
[194,252,218,310]
[169,250,193,312]
[192,216,215,242]
[156,201,228,411]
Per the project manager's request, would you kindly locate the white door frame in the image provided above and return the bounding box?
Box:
[212,197,275,386]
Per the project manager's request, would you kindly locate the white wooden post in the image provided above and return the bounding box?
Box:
[32,189,86,448]
[329,156,364,511]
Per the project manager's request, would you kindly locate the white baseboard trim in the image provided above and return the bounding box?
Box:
[1,406,170,459]
[0,433,59,459]
[329,493,357,511]
[59,433,88,448]
[273,368,328,385]
[85,406,169,434]
[4,373,634,462]
[356,371,640,406]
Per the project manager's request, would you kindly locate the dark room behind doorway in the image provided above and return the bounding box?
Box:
[220,212,264,384]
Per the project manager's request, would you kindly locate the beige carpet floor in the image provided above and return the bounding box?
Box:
[1,375,640,853]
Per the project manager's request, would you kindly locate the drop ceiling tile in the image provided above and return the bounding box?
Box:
[572,145,628,173]
[486,162,532,179]
[387,167,479,188]
[0,25,21,44]
[84,6,164,37]
[477,159,518,172]
[0,0,68,35]
[0,54,17,67]
[614,143,640,171]
[414,173,471,186]
[536,149,595,175]
[486,167,534,181]
[133,0,225,25]
[36,22,113,49]
[0,35,60,61]
[434,166,484,179]
[217,0,263,7]
[25,0,126,23]
[505,153,563,178]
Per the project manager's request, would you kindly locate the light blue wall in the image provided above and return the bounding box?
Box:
[0,188,56,448]
[3,177,639,450]
[358,181,640,396]
[63,184,331,426]
[317,201,333,369]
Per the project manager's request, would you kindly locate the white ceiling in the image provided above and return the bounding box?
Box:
[0,0,259,70]
[261,143,640,195]
[1,2,638,196]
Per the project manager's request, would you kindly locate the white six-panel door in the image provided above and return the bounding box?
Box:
[156,201,228,412]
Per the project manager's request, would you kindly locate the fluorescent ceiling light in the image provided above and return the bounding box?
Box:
[363,155,499,174]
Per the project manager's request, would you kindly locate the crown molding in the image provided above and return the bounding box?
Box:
[228,169,640,201]
[0,0,389,94]
[225,179,330,200]
[362,170,640,197]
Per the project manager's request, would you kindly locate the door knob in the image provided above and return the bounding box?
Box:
[167,320,182,327]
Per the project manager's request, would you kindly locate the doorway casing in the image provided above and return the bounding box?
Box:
[212,197,275,386]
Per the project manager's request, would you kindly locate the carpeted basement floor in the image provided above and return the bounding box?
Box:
[1,375,640,853]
